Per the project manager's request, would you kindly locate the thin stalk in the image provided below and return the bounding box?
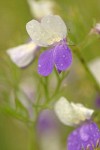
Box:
[72,46,100,92]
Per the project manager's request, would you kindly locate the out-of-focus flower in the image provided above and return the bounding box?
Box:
[88,58,100,85]
[26,15,72,76]
[27,0,55,19]
[37,109,62,150]
[54,97,94,126]
[7,41,39,68]
[95,94,100,108]
[90,23,100,34]
[54,97,100,150]
[67,121,100,150]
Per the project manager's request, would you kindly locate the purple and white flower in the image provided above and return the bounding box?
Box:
[26,15,72,76]
[54,97,100,150]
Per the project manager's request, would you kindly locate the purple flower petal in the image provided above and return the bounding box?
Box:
[38,49,54,76]
[67,121,100,150]
[53,41,72,71]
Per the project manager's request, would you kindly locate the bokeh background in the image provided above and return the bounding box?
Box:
[0,0,100,149]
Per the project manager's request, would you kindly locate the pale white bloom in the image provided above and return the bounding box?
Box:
[26,15,67,47]
[27,0,54,19]
[88,58,100,84]
[90,23,100,34]
[7,41,38,67]
[54,97,94,126]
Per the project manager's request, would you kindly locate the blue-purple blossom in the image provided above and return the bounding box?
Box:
[67,121,100,150]
[26,15,72,76]
[38,39,72,76]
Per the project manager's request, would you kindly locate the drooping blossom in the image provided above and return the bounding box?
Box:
[7,41,39,68]
[54,97,100,150]
[26,15,72,76]
[27,0,55,19]
[37,109,62,150]
[88,58,100,85]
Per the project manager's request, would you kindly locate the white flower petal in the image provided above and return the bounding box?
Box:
[26,20,51,47]
[27,0,54,19]
[41,15,67,40]
[88,58,100,84]
[26,15,67,47]
[7,42,38,67]
[54,97,94,126]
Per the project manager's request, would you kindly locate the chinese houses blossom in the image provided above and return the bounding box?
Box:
[26,15,72,76]
[54,97,100,150]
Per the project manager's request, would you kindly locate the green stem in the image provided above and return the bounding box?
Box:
[72,46,100,92]
[28,123,38,150]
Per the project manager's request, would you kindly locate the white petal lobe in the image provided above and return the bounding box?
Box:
[41,15,67,39]
[7,42,37,67]
[26,15,67,46]
[54,97,94,126]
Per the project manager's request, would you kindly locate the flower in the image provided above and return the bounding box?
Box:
[67,121,100,150]
[88,58,100,85]
[54,97,94,126]
[90,23,100,34]
[54,97,100,150]
[27,0,55,19]
[7,41,39,68]
[26,15,72,76]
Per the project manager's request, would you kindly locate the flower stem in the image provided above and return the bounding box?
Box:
[72,46,100,92]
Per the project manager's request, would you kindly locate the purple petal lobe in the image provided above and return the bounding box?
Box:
[38,49,54,76]
[67,121,100,150]
[53,41,72,71]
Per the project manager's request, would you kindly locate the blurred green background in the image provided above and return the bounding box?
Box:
[0,0,100,150]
